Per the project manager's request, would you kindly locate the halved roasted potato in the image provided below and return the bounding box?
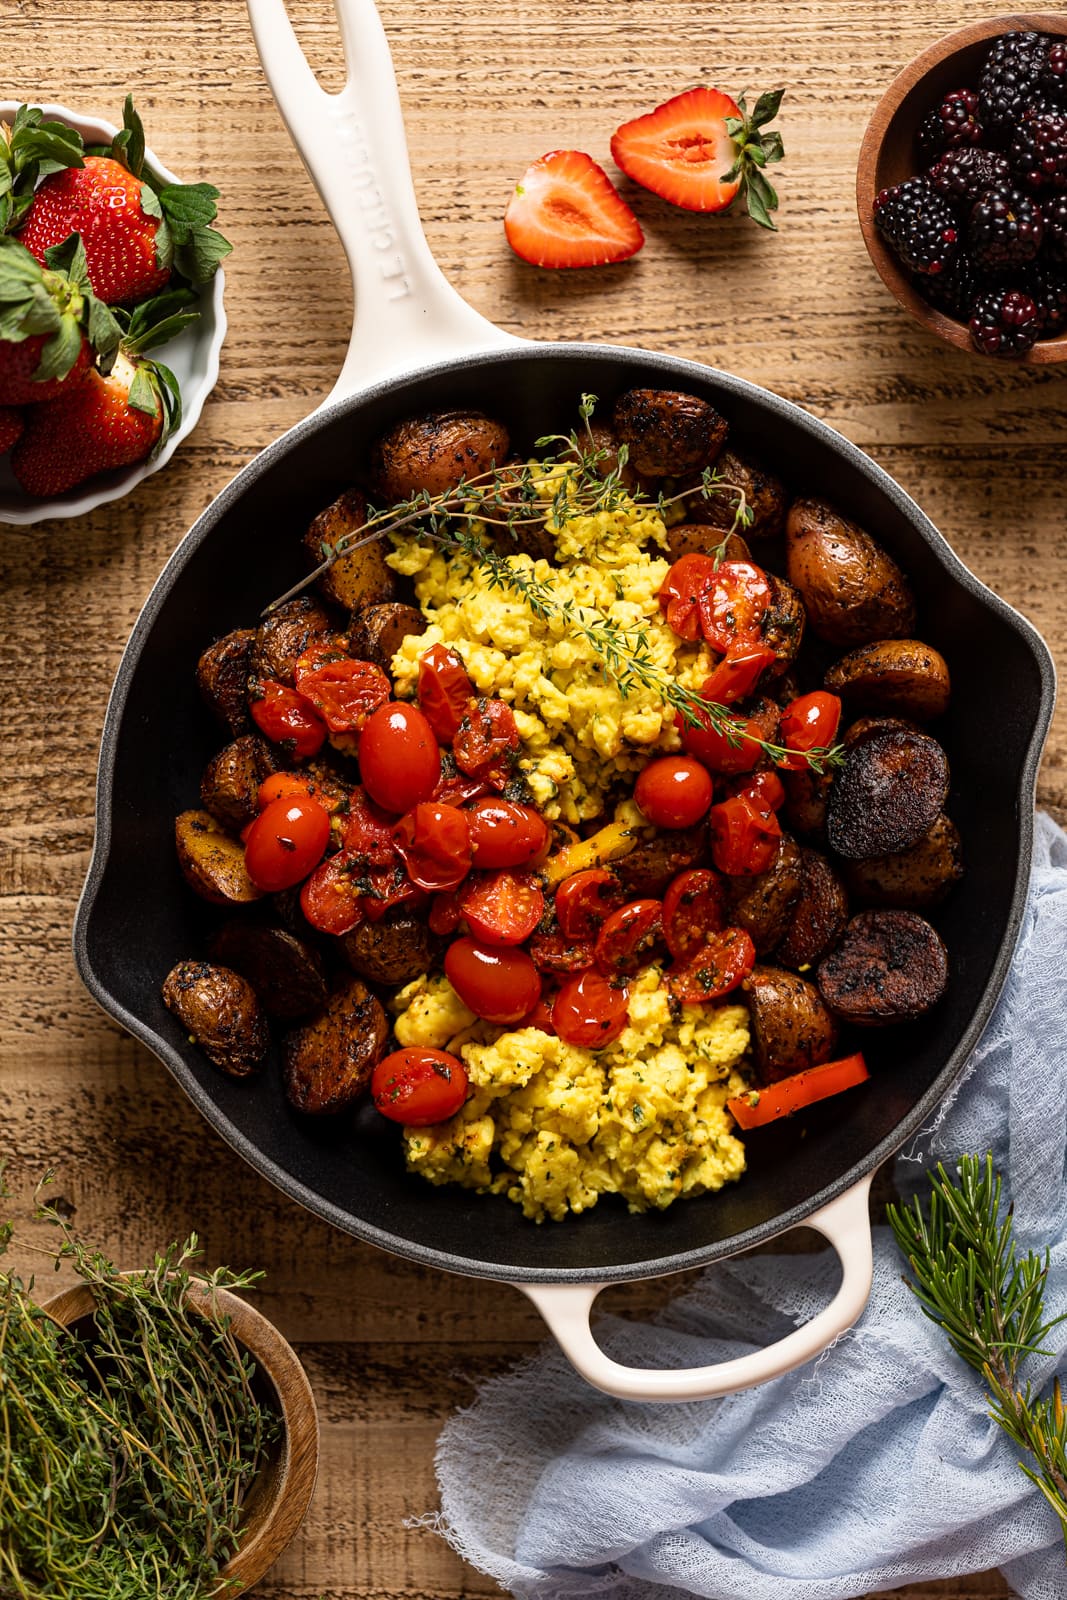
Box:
[818,910,948,1025]
[786,498,916,646]
[742,965,839,1084]
[200,735,275,832]
[825,639,951,721]
[175,810,263,906]
[348,602,425,672]
[341,911,443,987]
[250,596,336,687]
[843,812,963,909]
[209,923,328,1019]
[303,487,398,612]
[197,628,255,736]
[681,447,788,539]
[612,388,728,476]
[826,729,950,860]
[724,834,803,955]
[370,410,510,502]
[283,977,390,1114]
[774,848,850,970]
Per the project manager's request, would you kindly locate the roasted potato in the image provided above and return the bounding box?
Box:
[200,735,275,832]
[742,965,839,1084]
[781,766,833,841]
[303,487,398,612]
[786,498,917,646]
[665,523,751,562]
[175,810,263,905]
[680,447,788,539]
[612,388,728,477]
[209,923,328,1019]
[826,729,950,860]
[825,638,951,722]
[724,834,803,955]
[775,848,850,970]
[369,410,510,502]
[341,911,443,987]
[250,597,336,687]
[196,628,255,736]
[162,960,269,1076]
[611,823,708,899]
[817,910,948,1026]
[283,977,390,1115]
[348,602,425,672]
[843,812,963,909]
[759,573,805,678]
[580,420,644,492]
[842,714,921,748]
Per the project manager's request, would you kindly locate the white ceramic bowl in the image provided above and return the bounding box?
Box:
[0,102,227,525]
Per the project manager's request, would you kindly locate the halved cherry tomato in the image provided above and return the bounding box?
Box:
[727,769,786,813]
[697,560,773,654]
[417,644,476,744]
[361,867,426,922]
[359,702,442,813]
[678,705,766,774]
[452,697,521,789]
[528,929,596,974]
[431,753,488,808]
[458,869,544,946]
[342,785,400,865]
[392,803,471,892]
[658,553,717,641]
[300,850,364,935]
[634,755,714,829]
[428,890,464,936]
[594,899,664,976]
[466,797,549,868]
[727,1053,870,1130]
[667,926,756,1004]
[250,680,326,759]
[776,691,842,771]
[552,970,629,1049]
[244,796,331,892]
[708,793,781,876]
[700,643,778,705]
[661,869,727,960]
[517,992,558,1034]
[555,868,625,940]
[444,937,542,1023]
[293,655,391,734]
[372,1047,469,1126]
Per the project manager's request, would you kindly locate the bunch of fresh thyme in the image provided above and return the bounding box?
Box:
[275,395,842,775]
[0,1186,277,1599]
[888,1153,1067,1547]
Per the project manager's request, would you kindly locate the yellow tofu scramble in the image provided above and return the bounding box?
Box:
[386,466,713,822]
[391,968,750,1223]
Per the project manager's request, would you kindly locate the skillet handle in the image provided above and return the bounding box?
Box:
[246,0,518,402]
[520,1173,874,1402]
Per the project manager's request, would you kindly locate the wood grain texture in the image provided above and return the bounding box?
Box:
[2,0,1060,1595]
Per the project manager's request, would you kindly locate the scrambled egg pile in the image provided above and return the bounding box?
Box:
[391,969,751,1223]
[386,471,712,822]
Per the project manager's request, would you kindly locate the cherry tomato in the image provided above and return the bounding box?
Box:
[428,890,464,936]
[555,868,625,940]
[678,705,766,774]
[392,803,472,892]
[300,850,364,935]
[594,899,664,976]
[458,869,544,946]
[708,793,781,876]
[244,796,331,892]
[516,992,558,1035]
[667,926,756,1004]
[697,561,773,654]
[250,680,326,759]
[700,642,778,705]
[342,785,401,865]
[358,702,442,813]
[371,1047,469,1126]
[452,697,520,789]
[445,937,542,1024]
[658,553,717,641]
[361,866,426,922]
[634,755,714,829]
[776,691,842,771]
[294,654,391,734]
[552,970,629,1049]
[431,753,488,808]
[466,797,550,868]
[727,769,786,813]
[417,643,476,744]
[257,772,318,811]
[662,869,727,960]
[527,929,597,974]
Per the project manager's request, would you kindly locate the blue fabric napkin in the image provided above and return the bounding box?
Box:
[431,812,1067,1600]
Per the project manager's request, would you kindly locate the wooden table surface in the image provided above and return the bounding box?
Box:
[4,2,1064,1596]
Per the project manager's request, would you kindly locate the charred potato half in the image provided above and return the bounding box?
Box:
[742,965,839,1084]
[303,487,398,612]
[612,388,728,477]
[724,834,803,955]
[825,639,951,722]
[612,823,708,899]
[759,574,805,678]
[665,523,752,562]
[175,810,263,906]
[197,628,255,737]
[826,729,950,860]
[370,410,510,502]
[348,602,425,671]
[786,498,917,646]
[843,812,963,910]
[341,911,443,987]
[209,923,328,1018]
[200,735,275,832]
[250,596,336,688]
[283,977,390,1115]
[818,910,948,1026]
[681,447,788,539]
[774,848,850,971]
[162,960,269,1076]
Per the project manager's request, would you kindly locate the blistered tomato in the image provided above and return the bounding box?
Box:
[300,850,364,935]
[458,869,544,946]
[634,755,714,829]
[554,869,625,940]
[700,643,777,705]
[444,937,542,1024]
[466,797,550,868]
[777,691,842,771]
[666,927,756,1004]
[417,644,476,743]
[250,681,326,759]
[708,794,781,876]
[452,698,520,788]
[244,796,331,892]
[552,970,629,1049]
[293,654,391,734]
[372,1047,469,1125]
[661,869,727,960]
[359,702,442,813]
[257,772,319,811]
[678,706,766,774]
[696,561,773,654]
[594,899,664,976]
[392,803,471,892]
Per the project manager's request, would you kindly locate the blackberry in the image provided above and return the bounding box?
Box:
[1043,191,1067,261]
[968,184,1044,271]
[978,31,1051,137]
[969,286,1040,355]
[917,88,984,163]
[928,147,1011,207]
[1023,260,1067,333]
[914,252,980,322]
[1039,40,1067,104]
[874,177,960,274]
[1010,108,1067,191]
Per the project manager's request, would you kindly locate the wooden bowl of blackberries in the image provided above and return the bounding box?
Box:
[857,16,1067,360]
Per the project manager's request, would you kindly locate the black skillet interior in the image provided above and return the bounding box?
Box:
[75,344,1054,1284]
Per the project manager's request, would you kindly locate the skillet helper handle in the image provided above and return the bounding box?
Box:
[521,1174,874,1402]
[246,0,517,401]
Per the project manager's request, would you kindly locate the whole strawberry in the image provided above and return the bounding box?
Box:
[0,234,119,405]
[0,406,24,453]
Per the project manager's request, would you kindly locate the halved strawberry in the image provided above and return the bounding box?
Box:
[504,150,643,268]
[611,87,786,228]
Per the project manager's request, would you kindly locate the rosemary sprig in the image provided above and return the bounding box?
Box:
[888,1153,1067,1549]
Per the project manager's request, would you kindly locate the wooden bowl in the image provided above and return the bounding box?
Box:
[856,13,1067,362]
[41,1279,319,1594]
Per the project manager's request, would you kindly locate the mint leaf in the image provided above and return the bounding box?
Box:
[173,226,231,285]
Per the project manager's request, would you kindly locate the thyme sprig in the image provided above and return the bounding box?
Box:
[888,1154,1067,1549]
